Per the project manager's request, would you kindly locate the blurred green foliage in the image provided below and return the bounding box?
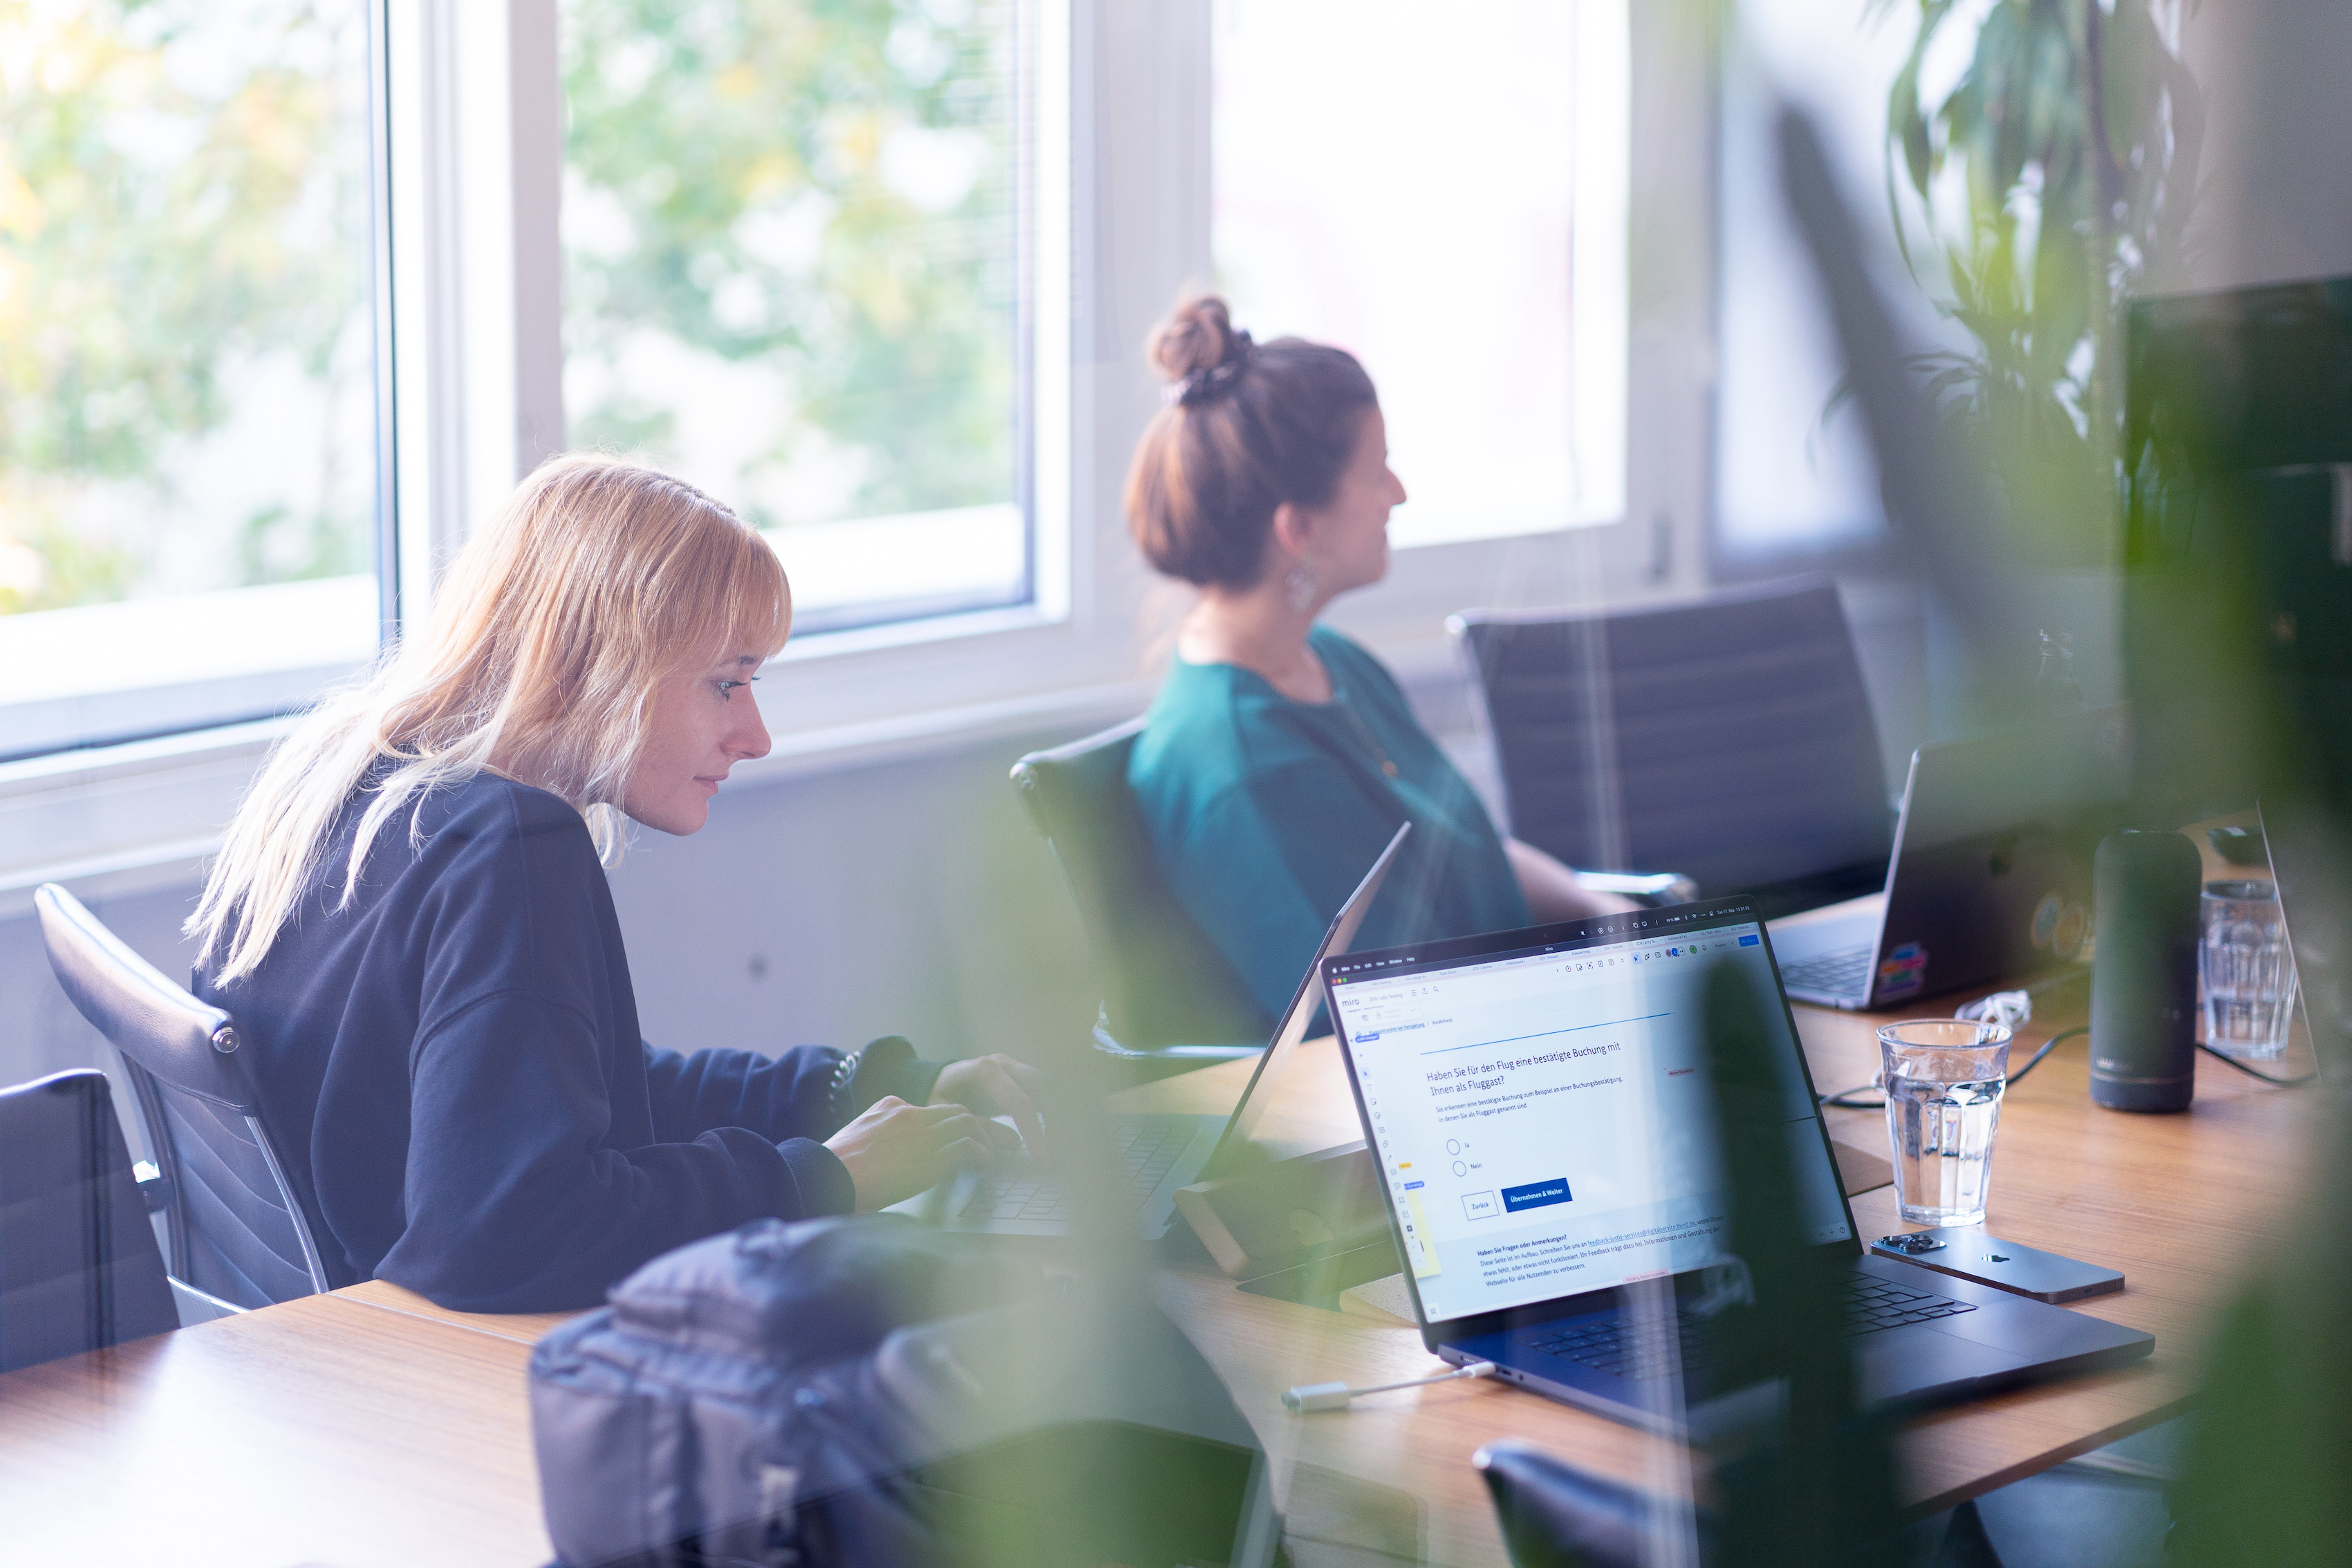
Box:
[1873,0,2203,568]
[0,0,372,616]
[561,0,1017,527]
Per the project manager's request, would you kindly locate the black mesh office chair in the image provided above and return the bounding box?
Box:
[35,883,333,1311]
[0,1068,180,1372]
[1010,720,1267,1071]
[1450,577,1894,899]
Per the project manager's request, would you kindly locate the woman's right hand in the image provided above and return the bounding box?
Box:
[823,1096,1015,1213]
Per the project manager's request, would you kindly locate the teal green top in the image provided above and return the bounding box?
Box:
[1129,624,1531,1029]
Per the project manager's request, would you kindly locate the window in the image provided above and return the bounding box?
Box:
[1210,0,1627,550]
[0,0,385,761]
[558,0,1040,635]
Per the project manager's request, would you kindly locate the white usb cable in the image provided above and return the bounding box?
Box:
[1282,1361,1497,1412]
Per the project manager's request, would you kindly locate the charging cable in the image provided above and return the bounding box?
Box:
[1818,994,2078,1110]
[2196,1043,2315,1086]
[1282,1361,1497,1413]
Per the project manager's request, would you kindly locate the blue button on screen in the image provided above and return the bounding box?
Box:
[1739,934,1760,946]
[1501,1178,1573,1213]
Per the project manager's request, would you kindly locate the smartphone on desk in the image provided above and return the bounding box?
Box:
[1872,1228,2125,1303]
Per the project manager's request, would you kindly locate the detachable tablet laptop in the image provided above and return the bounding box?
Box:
[936,823,1412,1239]
[1321,898,2152,1436]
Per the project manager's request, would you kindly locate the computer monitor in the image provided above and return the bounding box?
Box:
[2124,275,2352,821]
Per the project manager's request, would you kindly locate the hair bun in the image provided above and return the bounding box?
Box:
[1148,295,1240,384]
[1149,295,1258,406]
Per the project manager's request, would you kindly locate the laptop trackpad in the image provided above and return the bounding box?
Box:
[1856,1323,2033,1404]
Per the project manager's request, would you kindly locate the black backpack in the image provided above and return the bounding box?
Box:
[530,1216,1282,1568]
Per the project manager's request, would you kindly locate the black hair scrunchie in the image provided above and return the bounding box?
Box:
[1167,330,1256,406]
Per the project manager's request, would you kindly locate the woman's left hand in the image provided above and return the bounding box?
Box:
[929,1053,1049,1159]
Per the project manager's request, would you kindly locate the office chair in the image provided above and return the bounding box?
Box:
[0,1068,180,1373]
[1450,577,1894,899]
[35,883,333,1312]
[1475,1439,1701,1568]
[1010,720,1267,1072]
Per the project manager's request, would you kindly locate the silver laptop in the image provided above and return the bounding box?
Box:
[928,822,1412,1238]
[1771,704,2130,1008]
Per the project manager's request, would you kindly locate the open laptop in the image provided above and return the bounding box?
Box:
[1320,898,2152,1436]
[1770,704,2131,1009]
[931,823,1413,1239]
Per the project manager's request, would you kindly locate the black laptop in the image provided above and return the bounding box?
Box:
[1320,898,2152,1437]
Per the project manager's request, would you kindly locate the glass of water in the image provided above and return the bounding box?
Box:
[1878,1020,2013,1227]
[2201,880,2299,1061]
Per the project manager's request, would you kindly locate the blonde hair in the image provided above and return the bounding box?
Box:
[189,453,790,985]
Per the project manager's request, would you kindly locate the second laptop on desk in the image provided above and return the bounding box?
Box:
[1768,704,2131,1009]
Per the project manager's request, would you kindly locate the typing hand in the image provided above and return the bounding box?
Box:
[929,1053,1049,1161]
[823,1096,1016,1213]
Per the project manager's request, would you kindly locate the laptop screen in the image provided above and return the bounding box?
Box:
[1325,904,1854,1326]
[1204,821,1412,1176]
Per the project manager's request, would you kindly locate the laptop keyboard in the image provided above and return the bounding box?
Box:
[1780,945,1874,998]
[956,1121,1188,1223]
[1510,1275,1978,1381]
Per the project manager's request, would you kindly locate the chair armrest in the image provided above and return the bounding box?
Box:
[133,1160,174,1215]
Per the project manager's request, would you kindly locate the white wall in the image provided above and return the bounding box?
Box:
[2157,1,2352,296]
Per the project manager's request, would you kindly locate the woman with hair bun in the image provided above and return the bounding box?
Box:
[1124,296,1626,1028]
[187,454,1043,1312]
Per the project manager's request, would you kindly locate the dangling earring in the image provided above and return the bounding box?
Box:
[1285,561,1320,611]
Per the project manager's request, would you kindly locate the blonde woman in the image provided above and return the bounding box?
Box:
[187,454,1042,1312]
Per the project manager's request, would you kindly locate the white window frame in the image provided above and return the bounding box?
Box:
[0,0,1719,913]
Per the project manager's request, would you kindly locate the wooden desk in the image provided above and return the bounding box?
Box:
[1121,997,2318,1567]
[336,1275,582,1347]
[0,1287,561,1566]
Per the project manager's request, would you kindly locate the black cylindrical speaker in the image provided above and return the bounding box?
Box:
[2089,830,2201,1112]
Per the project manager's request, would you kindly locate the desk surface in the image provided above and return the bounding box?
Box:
[0,1287,552,1566]
[0,828,2314,1567]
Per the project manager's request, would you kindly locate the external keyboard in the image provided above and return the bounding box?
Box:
[1779,945,1874,999]
[1510,1275,1978,1381]
[956,1119,1186,1223]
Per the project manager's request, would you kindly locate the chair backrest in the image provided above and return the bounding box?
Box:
[0,1069,179,1372]
[1451,578,1894,897]
[34,884,332,1309]
[1474,1438,1704,1568]
[1009,720,1267,1056]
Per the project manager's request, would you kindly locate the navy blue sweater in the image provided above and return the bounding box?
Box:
[194,772,937,1312]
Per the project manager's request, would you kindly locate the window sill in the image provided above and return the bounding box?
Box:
[0,719,292,919]
[777,598,1066,664]
[0,666,1148,922]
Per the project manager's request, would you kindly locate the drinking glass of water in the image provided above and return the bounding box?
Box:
[2201,880,2298,1061]
[1878,1019,2013,1227]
